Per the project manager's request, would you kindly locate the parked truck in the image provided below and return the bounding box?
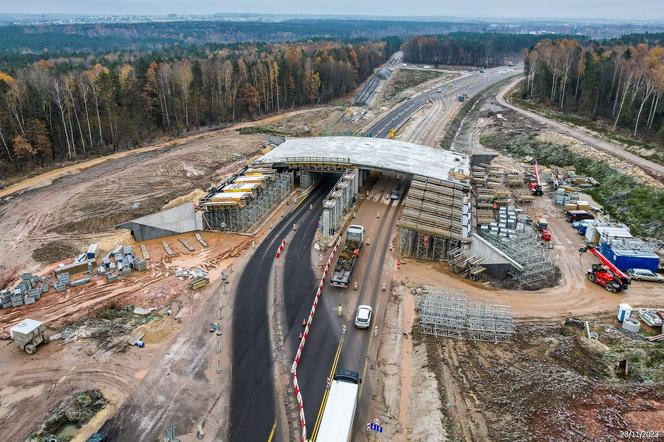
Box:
[330,225,364,288]
[10,318,48,354]
[316,369,361,442]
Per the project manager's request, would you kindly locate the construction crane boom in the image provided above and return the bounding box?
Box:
[588,247,629,281]
[533,161,542,187]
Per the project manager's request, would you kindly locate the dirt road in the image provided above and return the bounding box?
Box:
[401,191,664,319]
[497,78,664,179]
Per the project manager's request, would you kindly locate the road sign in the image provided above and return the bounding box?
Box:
[367,422,383,433]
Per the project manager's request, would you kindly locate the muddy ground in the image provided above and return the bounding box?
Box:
[368,282,664,442]
[0,129,264,288]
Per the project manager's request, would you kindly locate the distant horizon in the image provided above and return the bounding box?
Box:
[0,12,663,24]
[1,1,663,22]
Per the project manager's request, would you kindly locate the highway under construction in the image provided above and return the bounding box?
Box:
[223,64,526,441]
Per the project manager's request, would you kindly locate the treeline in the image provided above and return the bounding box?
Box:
[0,19,480,55]
[401,32,573,67]
[523,39,664,136]
[0,40,384,175]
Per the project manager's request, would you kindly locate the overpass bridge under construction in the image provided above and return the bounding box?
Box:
[121,136,483,265]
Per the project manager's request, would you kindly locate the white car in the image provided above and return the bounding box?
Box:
[627,268,664,283]
[355,305,373,329]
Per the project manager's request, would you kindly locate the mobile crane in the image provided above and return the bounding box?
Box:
[579,245,630,292]
[528,161,544,196]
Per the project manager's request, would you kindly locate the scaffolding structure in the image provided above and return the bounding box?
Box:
[319,169,362,243]
[479,229,556,286]
[399,228,462,262]
[418,288,515,343]
[399,175,470,263]
[201,170,293,233]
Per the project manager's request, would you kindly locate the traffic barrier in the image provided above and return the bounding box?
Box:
[289,239,341,442]
[274,239,286,259]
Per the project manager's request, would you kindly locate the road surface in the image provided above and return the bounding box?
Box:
[368,65,522,139]
[497,77,664,179]
[228,178,335,441]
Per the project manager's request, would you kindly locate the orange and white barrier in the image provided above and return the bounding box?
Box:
[290,239,341,442]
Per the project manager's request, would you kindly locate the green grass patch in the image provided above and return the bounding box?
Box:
[238,126,290,136]
[481,132,664,239]
[384,68,447,99]
[28,390,107,442]
[509,91,664,166]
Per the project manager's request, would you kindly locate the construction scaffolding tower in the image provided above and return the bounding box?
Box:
[418,287,515,343]
[479,229,556,286]
[399,175,470,263]
[201,170,293,233]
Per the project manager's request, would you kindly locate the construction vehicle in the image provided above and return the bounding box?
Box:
[580,245,631,292]
[535,218,552,241]
[331,225,364,288]
[528,161,544,196]
[457,94,466,102]
[10,318,48,354]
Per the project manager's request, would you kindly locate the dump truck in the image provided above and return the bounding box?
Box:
[330,225,364,288]
[10,318,47,354]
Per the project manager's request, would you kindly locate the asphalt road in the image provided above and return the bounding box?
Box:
[228,178,334,441]
[230,63,523,442]
[367,65,522,138]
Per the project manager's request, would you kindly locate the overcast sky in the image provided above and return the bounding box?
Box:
[1,0,663,21]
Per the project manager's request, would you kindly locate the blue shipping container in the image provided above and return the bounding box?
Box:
[600,243,660,273]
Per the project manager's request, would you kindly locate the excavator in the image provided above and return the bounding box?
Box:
[528,161,544,196]
[579,245,630,292]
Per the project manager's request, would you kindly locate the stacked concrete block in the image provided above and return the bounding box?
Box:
[11,293,23,307]
[106,273,119,283]
[54,281,67,292]
[40,284,49,294]
[1,290,11,308]
[29,288,41,301]
[58,273,71,285]
[133,257,147,272]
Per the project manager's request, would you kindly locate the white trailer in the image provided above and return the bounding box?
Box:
[10,318,47,354]
[316,369,361,442]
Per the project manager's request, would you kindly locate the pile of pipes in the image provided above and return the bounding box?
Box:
[1,272,50,308]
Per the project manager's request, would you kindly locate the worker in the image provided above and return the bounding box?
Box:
[299,331,304,340]
[337,304,343,317]
[382,282,386,291]
[309,203,313,210]
[353,281,358,290]
[302,319,307,328]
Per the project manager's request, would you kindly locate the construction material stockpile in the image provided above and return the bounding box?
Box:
[1,273,49,308]
[1,243,148,309]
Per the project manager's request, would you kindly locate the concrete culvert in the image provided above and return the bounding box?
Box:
[622,318,641,333]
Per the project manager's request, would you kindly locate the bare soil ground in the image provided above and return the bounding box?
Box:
[0,106,321,441]
[0,129,264,288]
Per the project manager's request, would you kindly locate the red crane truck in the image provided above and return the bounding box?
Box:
[580,246,631,292]
[528,162,544,196]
